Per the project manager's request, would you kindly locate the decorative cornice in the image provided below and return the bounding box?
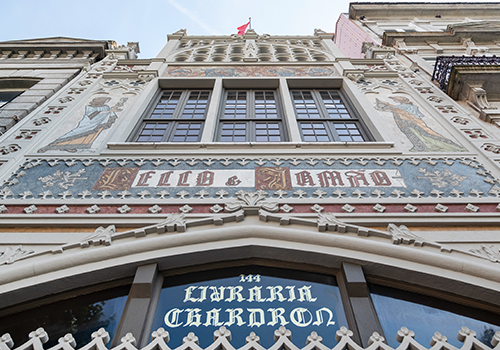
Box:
[1,325,499,350]
[2,204,497,267]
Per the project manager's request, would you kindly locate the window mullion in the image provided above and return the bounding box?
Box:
[278,78,301,141]
[166,91,186,142]
[313,90,330,119]
[161,122,173,142]
[173,91,189,119]
[112,264,163,348]
[313,91,338,141]
[248,90,254,119]
[201,78,222,142]
[248,91,254,141]
[340,263,385,348]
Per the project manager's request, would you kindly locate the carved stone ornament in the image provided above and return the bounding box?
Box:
[171,31,330,64]
[80,225,116,247]
[0,324,497,350]
[394,39,418,54]
[24,204,38,214]
[469,244,500,262]
[86,204,101,214]
[225,190,278,213]
[434,203,448,213]
[372,203,386,213]
[0,245,34,265]
[404,204,418,212]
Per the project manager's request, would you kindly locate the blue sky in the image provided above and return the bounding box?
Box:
[0,0,498,58]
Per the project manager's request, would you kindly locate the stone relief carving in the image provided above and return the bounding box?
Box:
[171,32,328,63]
[80,225,115,247]
[225,190,279,213]
[394,39,418,54]
[469,244,500,262]
[0,144,21,155]
[1,200,498,268]
[0,245,34,265]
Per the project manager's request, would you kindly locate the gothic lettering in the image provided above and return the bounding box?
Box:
[286,286,296,302]
[255,167,292,190]
[225,175,242,186]
[345,171,369,187]
[164,308,184,328]
[370,170,392,186]
[297,286,317,302]
[182,284,317,303]
[157,171,173,186]
[203,308,224,327]
[295,171,315,186]
[317,171,344,187]
[248,286,266,302]
[136,171,156,186]
[209,286,226,302]
[184,308,202,327]
[313,307,336,326]
[164,306,339,329]
[225,286,245,302]
[198,286,209,302]
[290,307,313,327]
[267,286,286,302]
[93,167,139,191]
[184,286,198,302]
[225,308,246,326]
[177,171,192,186]
[267,308,289,326]
[196,171,214,186]
[247,308,265,327]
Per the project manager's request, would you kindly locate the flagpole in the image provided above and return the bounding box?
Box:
[249,17,251,30]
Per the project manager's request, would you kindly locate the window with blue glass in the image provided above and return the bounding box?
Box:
[218,90,286,142]
[291,90,371,142]
[132,90,210,142]
[369,284,500,348]
[0,90,25,108]
[0,284,129,348]
[151,266,348,348]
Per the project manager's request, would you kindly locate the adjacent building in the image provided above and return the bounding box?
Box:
[1,15,500,350]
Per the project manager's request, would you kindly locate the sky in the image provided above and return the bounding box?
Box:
[0,0,498,58]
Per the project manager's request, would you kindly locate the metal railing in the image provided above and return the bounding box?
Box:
[432,55,500,92]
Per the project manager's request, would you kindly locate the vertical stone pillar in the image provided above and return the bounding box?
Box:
[342,262,384,347]
[112,264,163,347]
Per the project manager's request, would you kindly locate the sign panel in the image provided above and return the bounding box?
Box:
[150,272,347,348]
[2,157,495,200]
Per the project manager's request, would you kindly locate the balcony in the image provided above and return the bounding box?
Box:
[432,55,500,126]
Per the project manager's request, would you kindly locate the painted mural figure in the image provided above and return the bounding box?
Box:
[375,96,466,152]
[38,97,127,153]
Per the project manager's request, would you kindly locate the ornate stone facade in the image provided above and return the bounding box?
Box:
[0,17,499,350]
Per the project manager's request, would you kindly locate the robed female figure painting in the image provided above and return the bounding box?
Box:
[39,97,127,153]
[375,96,466,152]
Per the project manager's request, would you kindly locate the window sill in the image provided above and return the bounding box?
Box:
[107,141,394,150]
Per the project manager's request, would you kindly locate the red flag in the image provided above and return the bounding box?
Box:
[237,22,250,36]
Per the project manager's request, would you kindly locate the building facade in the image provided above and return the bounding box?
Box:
[335,2,500,131]
[0,21,500,350]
